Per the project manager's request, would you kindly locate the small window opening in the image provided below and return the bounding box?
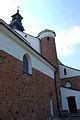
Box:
[25,35,27,38]
[47,37,49,41]
[50,92,54,117]
[64,68,67,75]
[66,82,72,88]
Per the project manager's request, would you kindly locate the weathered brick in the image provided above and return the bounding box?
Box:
[0,50,58,119]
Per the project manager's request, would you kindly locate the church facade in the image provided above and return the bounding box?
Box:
[0,10,80,119]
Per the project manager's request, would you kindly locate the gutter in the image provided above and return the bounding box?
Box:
[54,70,61,117]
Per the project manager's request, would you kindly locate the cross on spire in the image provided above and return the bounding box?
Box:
[17,6,20,13]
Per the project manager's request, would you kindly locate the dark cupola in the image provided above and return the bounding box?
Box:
[9,9,24,32]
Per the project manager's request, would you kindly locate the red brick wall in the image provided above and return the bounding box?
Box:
[0,50,58,119]
[61,76,80,90]
[40,37,62,116]
[41,37,58,67]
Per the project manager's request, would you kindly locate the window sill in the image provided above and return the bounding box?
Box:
[22,70,32,76]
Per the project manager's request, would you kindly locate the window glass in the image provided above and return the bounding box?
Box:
[66,82,72,88]
[23,55,28,73]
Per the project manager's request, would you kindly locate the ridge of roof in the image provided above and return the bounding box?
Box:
[59,62,80,71]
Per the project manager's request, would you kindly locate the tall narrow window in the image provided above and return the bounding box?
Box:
[50,92,54,117]
[47,37,49,41]
[64,68,67,75]
[23,54,32,74]
[23,55,28,73]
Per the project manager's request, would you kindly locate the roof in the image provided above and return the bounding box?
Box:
[0,19,56,71]
[38,29,56,37]
[59,61,80,71]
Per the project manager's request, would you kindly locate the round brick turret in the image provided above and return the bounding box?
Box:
[38,29,58,68]
[38,29,62,116]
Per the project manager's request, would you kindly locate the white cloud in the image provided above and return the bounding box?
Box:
[1,0,80,58]
[56,26,80,57]
[0,0,23,23]
[23,15,42,36]
[0,0,42,36]
[0,0,16,23]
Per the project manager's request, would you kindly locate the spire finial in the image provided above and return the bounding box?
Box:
[17,6,20,13]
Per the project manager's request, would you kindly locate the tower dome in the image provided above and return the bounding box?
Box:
[38,29,56,39]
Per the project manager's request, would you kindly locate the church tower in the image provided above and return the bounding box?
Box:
[9,9,24,32]
[38,29,57,67]
[38,29,62,116]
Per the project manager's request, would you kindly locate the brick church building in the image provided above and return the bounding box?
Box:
[0,10,80,119]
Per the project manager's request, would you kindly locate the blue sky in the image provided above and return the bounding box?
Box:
[1,0,80,69]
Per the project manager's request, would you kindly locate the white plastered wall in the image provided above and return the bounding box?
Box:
[0,30,55,79]
[60,87,80,111]
[59,64,80,79]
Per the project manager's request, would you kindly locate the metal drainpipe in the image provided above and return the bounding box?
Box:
[54,70,61,117]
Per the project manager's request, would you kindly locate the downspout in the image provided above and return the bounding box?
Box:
[54,69,61,117]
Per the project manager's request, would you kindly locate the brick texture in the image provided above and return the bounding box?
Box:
[0,50,58,120]
[40,37,62,116]
[61,76,80,90]
[41,37,58,67]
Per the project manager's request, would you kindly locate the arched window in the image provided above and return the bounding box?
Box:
[50,92,54,117]
[64,68,67,75]
[66,82,72,88]
[23,54,32,74]
[23,55,28,73]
